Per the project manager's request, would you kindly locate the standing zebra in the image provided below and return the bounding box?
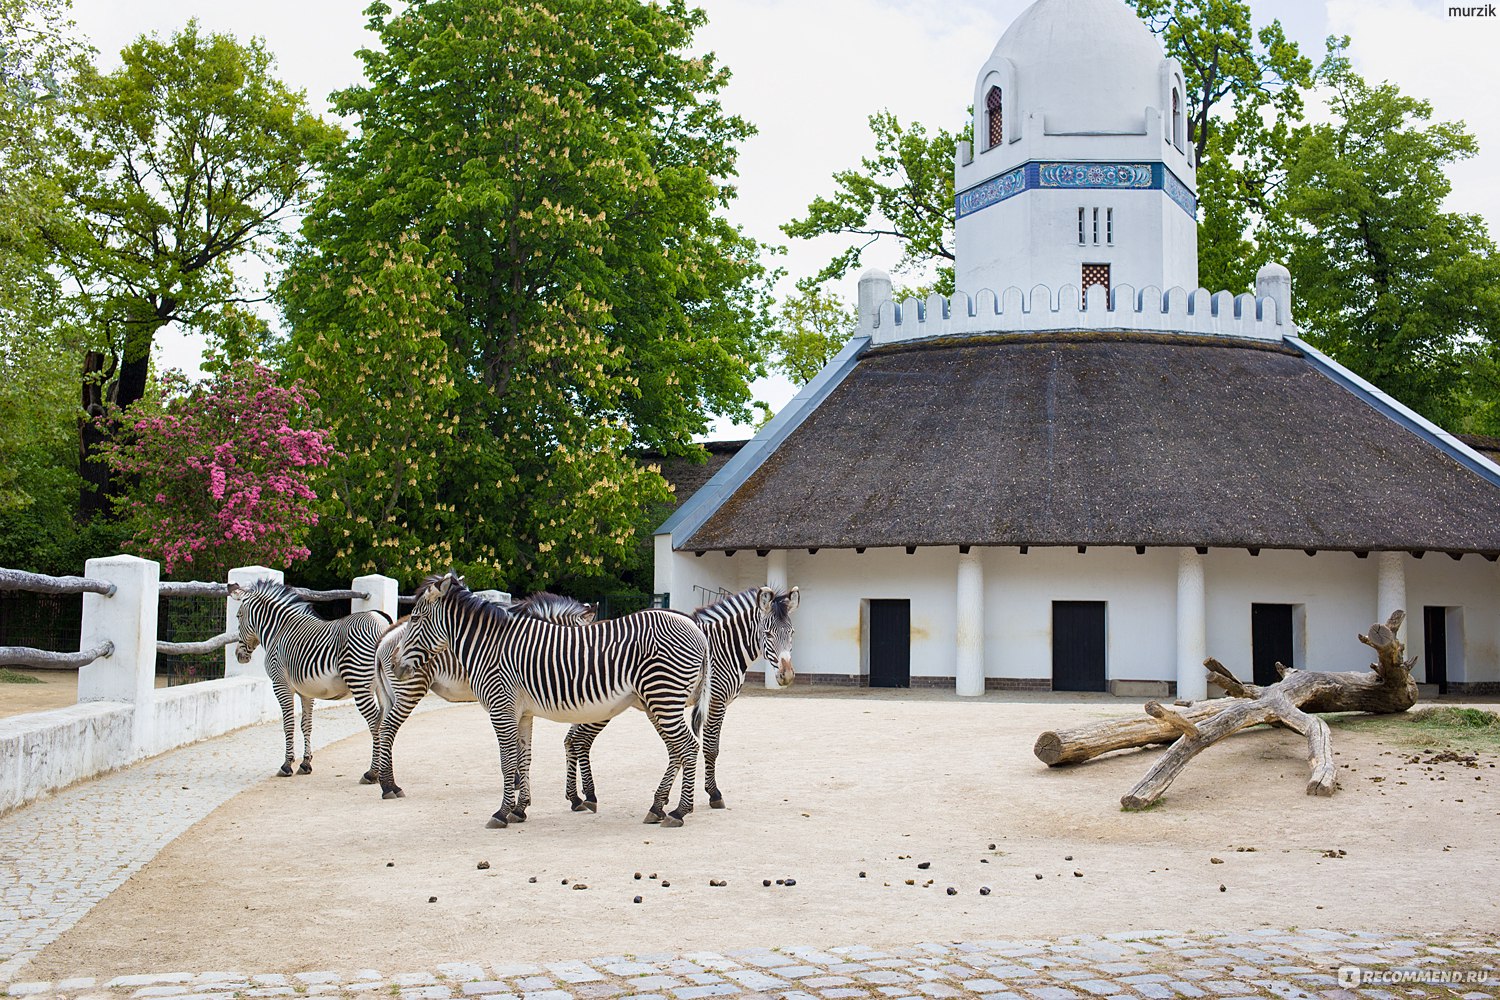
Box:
[563,586,799,814]
[371,590,594,799]
[230,581,390,780]
[396,573,710,827]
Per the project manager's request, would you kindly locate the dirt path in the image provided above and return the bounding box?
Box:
[0,671,79,718]
[25,690,1500,978]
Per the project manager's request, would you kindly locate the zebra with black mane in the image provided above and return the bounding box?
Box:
[371,589,594,799]
[396,572,710,827]
[563,586,799,814]
[229,580,390,780]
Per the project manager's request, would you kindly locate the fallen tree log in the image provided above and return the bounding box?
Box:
[1033,611,1417,809]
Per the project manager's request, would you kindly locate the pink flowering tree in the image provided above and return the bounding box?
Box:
[96,362,334,577]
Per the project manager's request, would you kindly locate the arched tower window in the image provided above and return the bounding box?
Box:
[986,86,1003,149]
[1171,87,1182,148]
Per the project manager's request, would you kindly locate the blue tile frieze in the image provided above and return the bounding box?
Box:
[956,161,1196,219]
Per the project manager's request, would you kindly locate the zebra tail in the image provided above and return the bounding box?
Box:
[373,650,397,726]
[690,644,710,738]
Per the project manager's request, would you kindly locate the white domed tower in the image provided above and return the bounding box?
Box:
[954,0,1197,303]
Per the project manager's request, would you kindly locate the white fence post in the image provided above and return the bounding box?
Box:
[225,565,283,681]
[78,554,160,750]
[352,574,399,621]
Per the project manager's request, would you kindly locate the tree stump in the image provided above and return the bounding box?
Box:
[1032,611,1418,809]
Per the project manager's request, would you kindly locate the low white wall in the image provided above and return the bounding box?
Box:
[147,675,274,757]
[0,702,136,815]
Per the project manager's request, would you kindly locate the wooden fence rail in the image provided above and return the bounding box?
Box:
[156,631,238,656]
[0,568,115,597]
[0,641,114,669]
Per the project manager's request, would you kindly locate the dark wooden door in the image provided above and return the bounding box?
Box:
[1424,606,1449,694]
[1251,604,1295,687]
[868,600,910,688]
[1052,601,1106,692]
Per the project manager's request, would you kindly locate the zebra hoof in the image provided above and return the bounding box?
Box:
[661,814,685,829]
[277,764,294,777]
[643,810,664,825]
[297,761,313,775]
[709,797,726,809]
[582,800,598,813]
[359,771,377,785]
[506,811,527,824]
[382,787,405,800]
[486,814,509,829]
[570,801,591,813]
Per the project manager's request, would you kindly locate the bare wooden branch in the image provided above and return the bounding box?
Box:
[157,631,237,655]
[0,568,115,597]
[1037,612,1419,809]
[293,588,368,602]
[1145,701,1202,738]
[0,641,114,669]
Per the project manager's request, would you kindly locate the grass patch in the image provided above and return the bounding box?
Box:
[1330,706,1500,751]
[0,667,44,684]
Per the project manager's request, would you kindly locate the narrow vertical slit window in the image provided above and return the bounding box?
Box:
[1106,208,1114,245]
[1172,88,1182,148]
[986,87,1003,149]
[1092,208,1099,245]
[1077,207,1085,245]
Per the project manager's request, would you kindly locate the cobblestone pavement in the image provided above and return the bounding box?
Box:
[0,701,390,981]
[3,930,1498,1000]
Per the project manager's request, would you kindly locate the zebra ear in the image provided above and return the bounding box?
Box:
[786,586,800,612]
[756,587,774,615]
[436,574,456,596]
[226,582,243,600]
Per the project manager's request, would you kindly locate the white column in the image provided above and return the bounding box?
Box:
[352,574,399,620]
[765,550,788,689]
[1175,548,1207,702]
[955,550,985,696]
[225,565,282,680]
[1376,551,1406,628]
[79,554,159,705]
[79,555,160,752]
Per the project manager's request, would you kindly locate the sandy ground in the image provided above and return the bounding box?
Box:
[0,670,80,718]
[24,688,1500,978]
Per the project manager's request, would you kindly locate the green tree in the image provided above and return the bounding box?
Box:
[1126,0,1313,292]
[47,21,341,518]
[782,110,958,296]
[282,0,770,591]
[767,286,855,385]
[1266,39,1500,427]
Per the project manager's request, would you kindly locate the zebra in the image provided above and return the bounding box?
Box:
[562,586,799,814]
[230,580,391,780]
[370,589,595,799]
[395,572,711,828]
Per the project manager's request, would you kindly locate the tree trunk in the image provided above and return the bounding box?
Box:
[1033,611,1418,809]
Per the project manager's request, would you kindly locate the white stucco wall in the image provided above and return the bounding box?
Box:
[656,541,1500,689]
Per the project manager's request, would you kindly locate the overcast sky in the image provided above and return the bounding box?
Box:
[65,0,1500,436]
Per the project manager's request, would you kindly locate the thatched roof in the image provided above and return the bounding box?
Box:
[681,333,1500,555]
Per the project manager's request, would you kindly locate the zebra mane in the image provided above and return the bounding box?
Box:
[413,570,465,600]
[693,586,797,622]
[434,576,516,625]
[243,579,310,610]
[512,591,594,623]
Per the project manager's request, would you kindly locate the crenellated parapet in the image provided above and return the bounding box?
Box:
[855,262,1295,345]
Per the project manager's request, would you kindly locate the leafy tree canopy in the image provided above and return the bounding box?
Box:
[282,0,772,590]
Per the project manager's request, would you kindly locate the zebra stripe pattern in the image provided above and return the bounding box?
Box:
[397,573,712,827]
[231,581,390,780]
[371,590,594,799]
[564,586,799,812]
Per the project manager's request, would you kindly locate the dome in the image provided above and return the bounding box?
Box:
[989,0,1168,135]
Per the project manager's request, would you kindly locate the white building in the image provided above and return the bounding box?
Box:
[654,0,1500,698]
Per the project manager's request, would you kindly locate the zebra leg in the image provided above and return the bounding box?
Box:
[642,710,695,827]
[297,693,315,774]
[507,712,534,823]
[564,722,606,812]
[354,683,383,785]
[270,662,297,777]
[703,699,729,808]
[377,675,427,799]
[484,701,521,829]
